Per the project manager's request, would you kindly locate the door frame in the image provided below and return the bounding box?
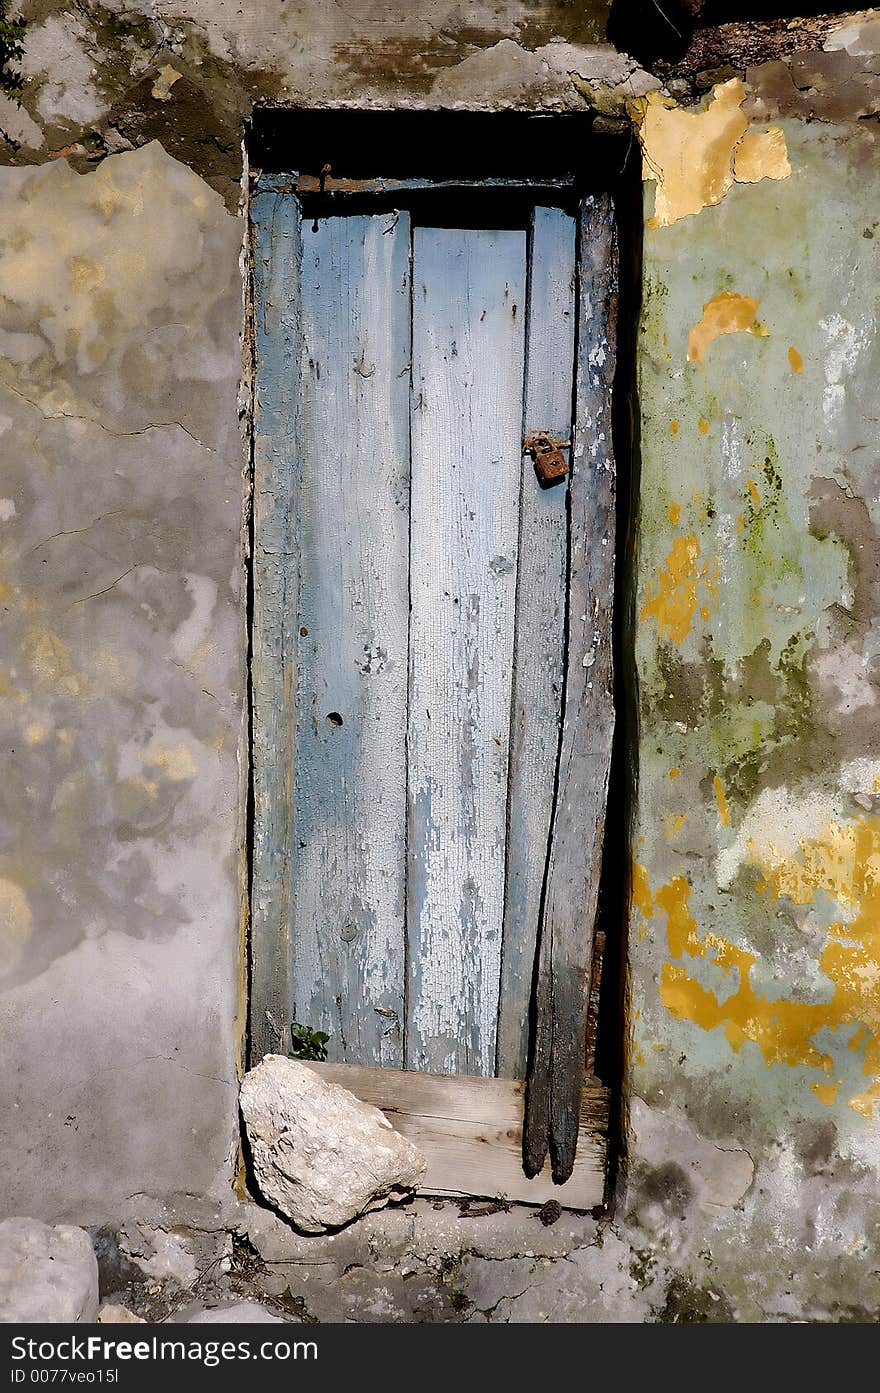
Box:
[247,130,619,1208]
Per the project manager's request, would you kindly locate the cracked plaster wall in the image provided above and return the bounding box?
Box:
[1,0,880,1321]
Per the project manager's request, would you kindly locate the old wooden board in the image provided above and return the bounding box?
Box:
[496,205,576,1079]
[406,225,526,1076]
[250,185,301,1061]
[524,195,618,1183]
[290,211,412,1065]
[309,1062,608,1209]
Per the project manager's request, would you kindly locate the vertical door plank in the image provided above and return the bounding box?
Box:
[291,212,412,1066]
[524,196,618,1182]
[407,226,527,1076]
[250,183,301,1062]
[496,206,577,1079]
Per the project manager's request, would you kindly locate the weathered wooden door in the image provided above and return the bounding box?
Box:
[251,172,616,1191]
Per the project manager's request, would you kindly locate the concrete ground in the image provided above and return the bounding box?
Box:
[92,1195,710,1325]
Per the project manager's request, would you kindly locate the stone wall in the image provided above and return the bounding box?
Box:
[1,0,879,1320]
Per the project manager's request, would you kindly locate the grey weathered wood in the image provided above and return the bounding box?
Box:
[496,206,577,1079]
[524,195,618,1183]
[294,175,577,195]
[250,183,301,1062]
[407,226,527,1077]
[290,212,412,1066]
[309,1061,608,1209]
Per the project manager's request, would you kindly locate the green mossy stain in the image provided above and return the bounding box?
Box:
[629,1248,658,1289]
[742,439,783,563]
[640,272,669,348]
[658,1273,734,1323]
[436,1256,470,1314]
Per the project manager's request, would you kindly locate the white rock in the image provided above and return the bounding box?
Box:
[184,1301,287,1323]
[98,1304,145,1324]
[240,1055,427,1234]
[120,1227,198,1287]
[0,1218,98,1323]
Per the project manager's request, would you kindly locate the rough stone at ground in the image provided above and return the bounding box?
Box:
[184,1301,289,1323]
[240,1055,426,1233]
[0,1218,98,1324]
[97,1304,146,1323]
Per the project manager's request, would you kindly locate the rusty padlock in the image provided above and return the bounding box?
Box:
[523,430,570,487]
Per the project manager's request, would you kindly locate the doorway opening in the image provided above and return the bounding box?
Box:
[246,112,638,1209]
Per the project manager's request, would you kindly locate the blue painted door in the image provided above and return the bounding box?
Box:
[252,194,577,1078]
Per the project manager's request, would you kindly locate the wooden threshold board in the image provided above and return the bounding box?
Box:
[307,1062,609,1211]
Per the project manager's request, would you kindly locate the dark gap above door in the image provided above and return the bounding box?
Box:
[250,110,620,189]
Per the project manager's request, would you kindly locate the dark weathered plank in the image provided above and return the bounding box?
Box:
[308,1061,608,1209]
[407,226,527,1076]
[250,184,302,1062]
[291,212,412,1066]
[584,928,607,1076]
[497,206,576,1079]
[524,195,618,1183]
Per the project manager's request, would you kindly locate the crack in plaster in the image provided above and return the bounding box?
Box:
[1,378,216,453]
[27,511,128,553]
[47,1055,237,1102]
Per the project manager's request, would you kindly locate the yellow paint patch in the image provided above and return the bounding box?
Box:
[698,417,710,435]
[747,479,761,507]
[788,345,803,374]
[640,535,699,644]
[631,79,790,228]
[632,862,654,921]
[144,742,198,781]
[667,501,681,525]
[151,65,182,102]
[641,534,718,644]
[688,292,769,364]
[633,80,747,226]
[812,1082,838,1106]
[647,812,880,1117]
[0,878,32,977]
[664,812,688,839]
[24,723,49,745]
[731,127,791,183]
[670,419,679,437]
[713,775,731,827]
[669,767,680,780]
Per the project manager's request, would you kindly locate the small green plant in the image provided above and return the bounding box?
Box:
[0,1,27,150]
[288,1021,330,1062]
[0,2,26,102]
